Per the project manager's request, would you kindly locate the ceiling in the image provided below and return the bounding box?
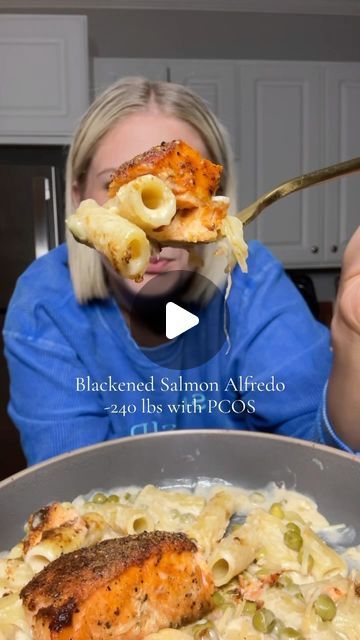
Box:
[1,0,360,15]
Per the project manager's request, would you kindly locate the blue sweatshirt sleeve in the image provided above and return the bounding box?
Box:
[3,249,112,465]
[3,327,111,465]
[4,331,109,464]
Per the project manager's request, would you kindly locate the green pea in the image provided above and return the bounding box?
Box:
[272,619,285,635]
[313,594,336,622]
[107,494,120,503]
[242,600,257,615]
[281,628,303,638]
[278,574,294,589]
[284,529,303,551]
[269,502,285,519]
[179,513,195,524]
[92,492,107,504]
[286,522,301,535]
[252,608,276,633]
[211,591,225,607]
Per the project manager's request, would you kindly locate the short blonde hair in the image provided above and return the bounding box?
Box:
[66,76,237,304]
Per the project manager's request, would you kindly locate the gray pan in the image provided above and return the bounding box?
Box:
[0,430,359,550]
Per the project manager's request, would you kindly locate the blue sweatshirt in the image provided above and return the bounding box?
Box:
[3,242,354,465]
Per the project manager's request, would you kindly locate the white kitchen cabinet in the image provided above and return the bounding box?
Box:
[0,15,89,143]
[324,64,360,265]
[168,60,238,157]
[236,62,324,266]
[237,61,360,268]
[93,58,237,154]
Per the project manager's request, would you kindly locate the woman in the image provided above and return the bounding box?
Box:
[3,77,360,464]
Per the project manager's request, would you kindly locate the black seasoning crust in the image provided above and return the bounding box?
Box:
[46,598,78,632]
[28,505,52,530]
[21,531,197,612]
[112,140,181,178]
[108,139,222,203]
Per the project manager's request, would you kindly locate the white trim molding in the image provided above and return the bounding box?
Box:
[1,0,360,16]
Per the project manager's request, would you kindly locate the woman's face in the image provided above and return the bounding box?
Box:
[75,111,209,296]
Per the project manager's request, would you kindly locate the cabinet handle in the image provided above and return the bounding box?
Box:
[311,245,319,254]
[33,177,50,258]
[331,244,338,253]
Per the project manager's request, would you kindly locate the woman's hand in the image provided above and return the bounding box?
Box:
[333,225,360,335]
[327,225,360,450]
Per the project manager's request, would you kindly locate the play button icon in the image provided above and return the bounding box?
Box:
[129,270,229,370]
[166,302,199,339]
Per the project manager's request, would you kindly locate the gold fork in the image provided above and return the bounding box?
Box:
[238,157,360,226]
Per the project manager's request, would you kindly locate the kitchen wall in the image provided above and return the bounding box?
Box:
[83,10,360,62]
[2,8,360,62]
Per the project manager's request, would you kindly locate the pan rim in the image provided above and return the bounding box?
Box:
[1,429,358,490]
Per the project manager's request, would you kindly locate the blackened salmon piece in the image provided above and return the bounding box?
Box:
[21,530,214,640]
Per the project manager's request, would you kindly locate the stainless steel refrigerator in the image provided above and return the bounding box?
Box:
[0,145,67,479]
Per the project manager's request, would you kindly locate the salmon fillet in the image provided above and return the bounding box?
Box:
[149,198,228,244]
[20,531,214,640]
[108,140,222,207]
[108,140,229,243]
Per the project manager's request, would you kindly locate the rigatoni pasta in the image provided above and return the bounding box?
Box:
[208,526,257,586]
[66,199,151,280]
[114,505,155,535]
[113,174,177,229]
[185,490,236,558]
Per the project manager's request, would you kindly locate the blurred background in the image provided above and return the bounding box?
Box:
[1,0,360,478]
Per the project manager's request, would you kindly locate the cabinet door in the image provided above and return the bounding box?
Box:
[93,58,237,154]
[169,60,238,158]
[0,15,89,143]
[236,62,324,267]
[93,58,167,97]
[324,63,360,265]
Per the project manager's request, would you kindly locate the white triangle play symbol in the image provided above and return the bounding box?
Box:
[165,302,199,339]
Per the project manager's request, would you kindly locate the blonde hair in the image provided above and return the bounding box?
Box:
[66,76,237,304]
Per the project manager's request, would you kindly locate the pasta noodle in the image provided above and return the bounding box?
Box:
[114,506,155,535]
[208,526,257,586]
[221,215,248,273]
[302,526,348,579]
[0,481,359,640]
[146,630,192,640]
[66,199,151,280]
[112,174,177,230]
[185,490,236,558]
